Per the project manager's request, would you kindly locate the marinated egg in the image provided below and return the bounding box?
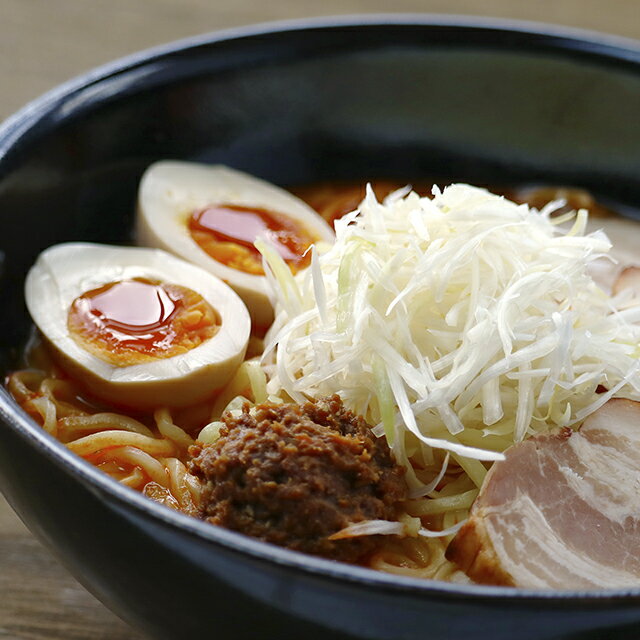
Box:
[136,161,335,328]
[25,243,250,409]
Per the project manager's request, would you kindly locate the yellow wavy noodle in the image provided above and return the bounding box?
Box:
[371,536,468,582]
[7,348,475,582]
[67,430,177,457]
[144,481,182,511]
[58,413,153,442]
[155,408,195,450]
[118,466,146,488]
[99,446,171,487]
[6,367,204,514]
[29,395,58,435]
[164,457,200,516]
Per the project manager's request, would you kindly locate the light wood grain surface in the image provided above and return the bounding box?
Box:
[1,1,640,638]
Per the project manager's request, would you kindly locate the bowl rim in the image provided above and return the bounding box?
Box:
[3,12,640,163]
[2,14,640,605]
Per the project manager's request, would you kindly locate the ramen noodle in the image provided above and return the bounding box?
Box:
[8,178,640,584]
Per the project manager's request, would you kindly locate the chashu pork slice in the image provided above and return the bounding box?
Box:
[613,265,640,300]
[446,398,640,589]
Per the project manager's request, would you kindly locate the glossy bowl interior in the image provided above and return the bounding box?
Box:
[2,16,640,640]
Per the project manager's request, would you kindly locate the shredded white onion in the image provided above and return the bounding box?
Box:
[328,519,407,540]
[418,521,467,538]
[260,184,640,490]
[329,516,466,541]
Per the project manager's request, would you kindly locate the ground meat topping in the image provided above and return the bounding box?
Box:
[189,395,407,562]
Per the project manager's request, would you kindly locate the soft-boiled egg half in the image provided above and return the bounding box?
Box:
[25,243,250,409]
[136,161,335,328]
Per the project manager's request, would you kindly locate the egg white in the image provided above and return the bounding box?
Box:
[136,161,335,327]
[25,242,250,409]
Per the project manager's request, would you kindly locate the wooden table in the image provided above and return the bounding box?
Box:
[1,1,640,638]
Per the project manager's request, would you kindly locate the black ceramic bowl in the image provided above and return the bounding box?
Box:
[2,16,640,640]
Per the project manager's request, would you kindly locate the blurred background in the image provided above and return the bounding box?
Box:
[2,0,640,120]
[1,1,639,638]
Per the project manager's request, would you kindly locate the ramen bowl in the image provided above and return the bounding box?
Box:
[2,16,640,640]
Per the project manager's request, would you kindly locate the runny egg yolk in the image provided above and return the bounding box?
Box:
[188,204,315,275]
[67,278,219,366]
